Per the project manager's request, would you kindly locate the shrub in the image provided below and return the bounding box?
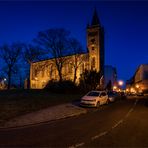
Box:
[45,80,79,94]
[78,70,100,92]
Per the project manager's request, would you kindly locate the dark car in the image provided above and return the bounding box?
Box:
[107,91,119,102]
[118,92,126,99]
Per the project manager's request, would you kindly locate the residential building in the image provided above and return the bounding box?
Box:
[126,64,148,94]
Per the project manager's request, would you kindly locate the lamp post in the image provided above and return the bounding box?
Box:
[118,80,124,91]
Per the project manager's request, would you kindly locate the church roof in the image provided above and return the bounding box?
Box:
[32,51,88,64]
[91,8,100,26]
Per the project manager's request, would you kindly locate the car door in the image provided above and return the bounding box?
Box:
[100,92,107,104]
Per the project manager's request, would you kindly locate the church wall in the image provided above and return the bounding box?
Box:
[30,54,88,89]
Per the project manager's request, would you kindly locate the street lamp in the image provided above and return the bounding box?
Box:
[118,80,123,86]
[118,80,124,92]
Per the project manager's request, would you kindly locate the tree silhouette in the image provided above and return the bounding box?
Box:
[69,38,86,83]
[34,28,70,82]
[0,43,22,89]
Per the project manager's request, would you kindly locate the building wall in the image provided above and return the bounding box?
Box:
[126,64,148,93]
[30,54,89,89]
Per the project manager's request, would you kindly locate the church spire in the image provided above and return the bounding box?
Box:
[91,8,100,26]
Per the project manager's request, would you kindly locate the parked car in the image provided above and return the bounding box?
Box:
[80,90,109,107]
[137,92,144,96]
[107,91,119,102]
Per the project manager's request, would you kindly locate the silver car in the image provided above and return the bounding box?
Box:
[81,90,109,107]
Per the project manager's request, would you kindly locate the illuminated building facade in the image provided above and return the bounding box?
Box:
[30,9,105,89]
[126,64,148,94]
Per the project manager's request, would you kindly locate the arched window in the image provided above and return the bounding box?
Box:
[91,57,95,70]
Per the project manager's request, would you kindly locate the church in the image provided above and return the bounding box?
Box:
[30,9,105,89]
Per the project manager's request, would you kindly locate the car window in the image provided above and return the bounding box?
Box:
[108,92,115,96]
[87,92,100,96]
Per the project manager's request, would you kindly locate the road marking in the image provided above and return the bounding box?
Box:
[75,142,85,147]
[112,119,123,129]
[125,99,138,118]
[134,99,138,106]
[69,146,75,148]
[91,131,108,140]
[70,99,138,147]
[69,142,85,148]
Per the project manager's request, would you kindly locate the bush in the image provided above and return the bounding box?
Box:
[78,70,100,92]
[45,80,79,94]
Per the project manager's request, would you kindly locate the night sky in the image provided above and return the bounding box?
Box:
[0,1,148,83]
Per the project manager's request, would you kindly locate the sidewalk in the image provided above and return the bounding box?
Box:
[0,103,87,129]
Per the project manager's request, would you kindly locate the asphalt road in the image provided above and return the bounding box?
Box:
[0,97,148,147]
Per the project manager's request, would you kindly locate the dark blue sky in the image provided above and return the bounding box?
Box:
[0,1,148,83]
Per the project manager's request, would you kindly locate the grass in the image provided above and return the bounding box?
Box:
[0,89,84,126]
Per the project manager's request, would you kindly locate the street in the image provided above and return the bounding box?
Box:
[0,97,148,147]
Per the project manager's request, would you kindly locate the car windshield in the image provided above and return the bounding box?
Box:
[87,91,100,96]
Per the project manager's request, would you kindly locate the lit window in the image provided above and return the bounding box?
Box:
[92,47,95,50]
[91,57,95,70]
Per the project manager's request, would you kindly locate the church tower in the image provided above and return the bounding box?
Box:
[87,9,104,75]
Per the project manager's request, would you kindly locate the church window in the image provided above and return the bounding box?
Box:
[68,63,72,73]
[80,63,84,74]
[46,65,50,76]
[50,65,53,78]
[91,57,95,70]
[92,47,95,50]
[91,38,95,44]
[41,70,44,77]
[34,69,37,77]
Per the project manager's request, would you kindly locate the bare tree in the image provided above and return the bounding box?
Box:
[23,44,45,64]
[0,43,22,89]
[34,28,70,82]
[69,38,86,83]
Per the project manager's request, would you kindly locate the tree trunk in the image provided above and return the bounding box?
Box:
[73,68,77,84]
[58,68,63,82]
[7,69,11,90]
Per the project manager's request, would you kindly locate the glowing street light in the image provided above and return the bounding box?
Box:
[118,80,123,86]
[113,86,117,89]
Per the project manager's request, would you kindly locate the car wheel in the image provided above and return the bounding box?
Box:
[96,102,100,107]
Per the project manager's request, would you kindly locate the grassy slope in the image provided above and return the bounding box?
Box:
[0,89,84,125]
